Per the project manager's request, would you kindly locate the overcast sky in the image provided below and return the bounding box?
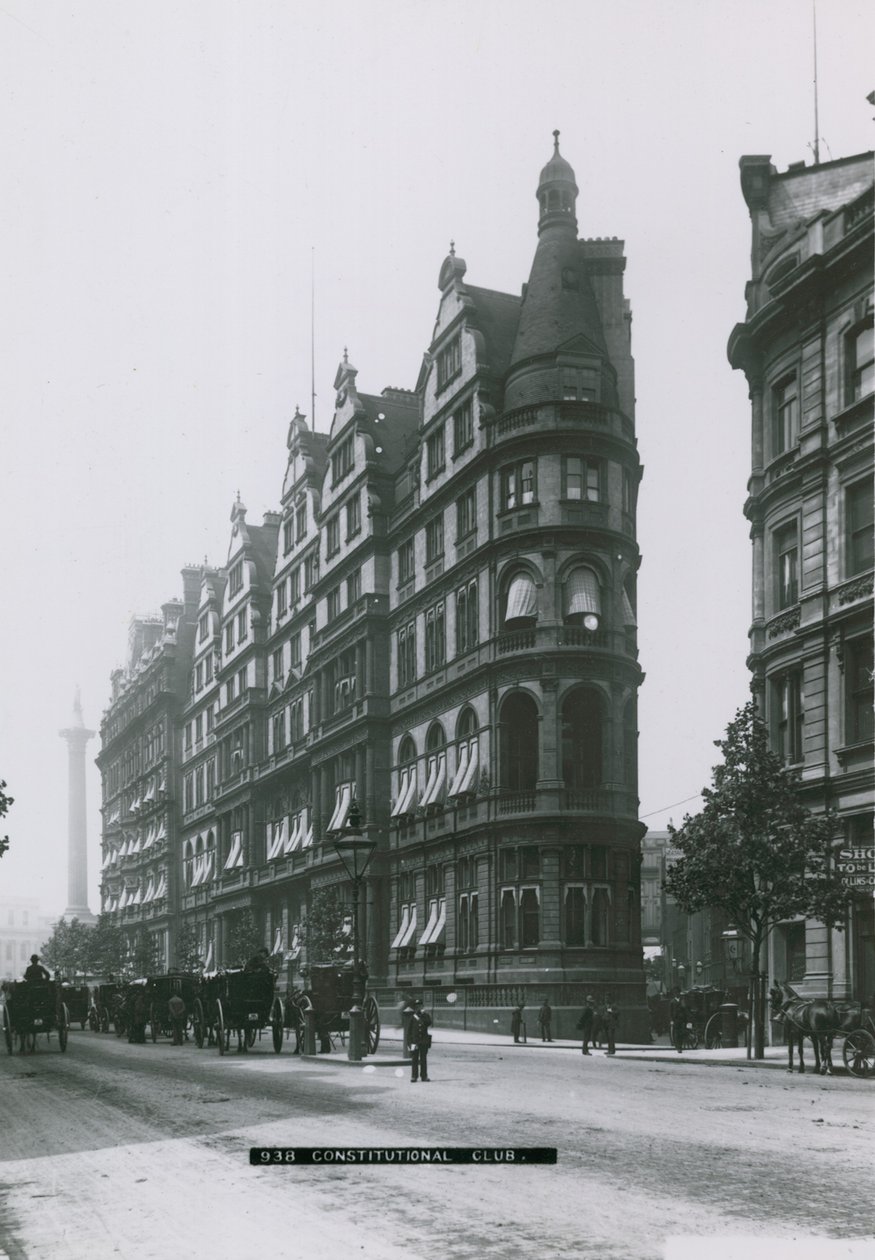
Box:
[1,0,872,920]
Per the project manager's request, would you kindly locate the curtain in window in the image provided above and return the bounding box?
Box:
[564,568,600,618]
[505,574,537,622]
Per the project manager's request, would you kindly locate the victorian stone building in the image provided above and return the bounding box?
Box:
[728,150,874,1001]
[97,137,648,1036]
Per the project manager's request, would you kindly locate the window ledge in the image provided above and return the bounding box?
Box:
[836,739,874,768]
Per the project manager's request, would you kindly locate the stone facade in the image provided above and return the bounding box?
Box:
[97,138,649,1038]
[728,150,874,1001]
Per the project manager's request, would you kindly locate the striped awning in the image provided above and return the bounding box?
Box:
[421,898,446,946]
[564,568,600,618]
[505,574,537,623]
[327,783,352,833]
[391,905,411,950]
[418,899,440,945]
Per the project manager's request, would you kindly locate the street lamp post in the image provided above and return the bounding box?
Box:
[332,798,378,1062]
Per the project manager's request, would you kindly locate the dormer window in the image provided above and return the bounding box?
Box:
[228,561,244,596]
[436,336,462,391]
[332,435,354,486]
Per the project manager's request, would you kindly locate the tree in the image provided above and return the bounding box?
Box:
[664,702,850,1058]
[40,917,93,978]
[87,915,126,978]
[174,922,203,972]
[0,779,13,859]
[299,887,352,964]
[226,909,263,966]
[127,926,160,978]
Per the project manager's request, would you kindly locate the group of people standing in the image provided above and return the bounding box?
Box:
[509,996,620,1054]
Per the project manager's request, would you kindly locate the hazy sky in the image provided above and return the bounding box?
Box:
[1,0,872,919]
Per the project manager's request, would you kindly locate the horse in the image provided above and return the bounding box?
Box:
[771,983,875,1075]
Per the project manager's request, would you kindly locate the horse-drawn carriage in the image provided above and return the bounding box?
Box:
[88,982,122,1033]
[771,984,875,1078]
[193,968,284,1054]
[670,986,750,1050]
[2,981,69,1054]
[60,983,90,1031]
[146,973,200,1043]
[287,963,381,1055]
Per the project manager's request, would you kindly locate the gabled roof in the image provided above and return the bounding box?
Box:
[357,389,420,477]
[463,285,522,378]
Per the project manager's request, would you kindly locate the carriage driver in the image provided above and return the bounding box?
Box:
[24,955,50,982]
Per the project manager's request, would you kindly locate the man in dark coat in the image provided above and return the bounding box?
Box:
[510,1002,526,1044]
[537,999,553,1042]
[670,993,689,1053]
[577,995,595,1055]
[168,993,187,1045]
[24,955,50,982]
[603,1001,619,1055]
[404,998,432,1082]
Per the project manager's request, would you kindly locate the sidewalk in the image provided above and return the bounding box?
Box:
[376,1023,791,1069]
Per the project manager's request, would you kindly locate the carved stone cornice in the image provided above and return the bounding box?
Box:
[836,575,874,607]
[766,609,800,639]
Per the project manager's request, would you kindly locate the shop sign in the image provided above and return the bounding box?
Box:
[837,845,875,890]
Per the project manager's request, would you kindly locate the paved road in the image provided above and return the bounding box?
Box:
[1,1027,872,1259]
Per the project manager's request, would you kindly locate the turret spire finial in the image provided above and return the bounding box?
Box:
[553,129,560,153]
[449,239,455,257]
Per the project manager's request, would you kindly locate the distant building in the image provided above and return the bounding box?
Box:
[97,136,650,1036]
[728,149,874,1000]
[0,897,56,981]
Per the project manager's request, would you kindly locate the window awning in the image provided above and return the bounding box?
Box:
[421,753,446,808]
[271,927,285,956]
[155,817,166,841]
[399,905,417,947]
[419,898,441,945]
[564,568,600,618]
[421,898,446,946]
[390,905,411,949]
[453,742,479,796]
[448,745,468,797]
[505,574,537,622]
[397,766,418,815]
[623,590,637,627]
[202,852,214,883]
[154,872,167,899]
[327,783,352,833]
[303,821,314,849]
[143,876,156,903]
[285,813,303,855]
[224,832,244,870]
[391,768,412,818]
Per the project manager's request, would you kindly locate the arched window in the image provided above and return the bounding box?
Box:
[503,572,538,628]
[421,724,447,809]
[391,736,418,818]
[450,707,480,797]
[563,567,601,629]
[500,692,539,790]
[561,688,603,789]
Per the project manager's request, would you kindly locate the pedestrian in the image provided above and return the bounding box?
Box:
[576,995,595,1055]
[670,992,689,1054]
[24,955,50,983]
[168,993,187,1045]
[603,1001,619,1055]
[244,948,272,973]
[403,997,432,1082]
[510,1002,526,1044]
[537,998,553,1042]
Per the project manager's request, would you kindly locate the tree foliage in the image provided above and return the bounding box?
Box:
[0,779,13,859]
[226,909,263,966]
[40,917,93,978]
[174,921,203,971]
[665,702,851,1055]
[299,887,352,964]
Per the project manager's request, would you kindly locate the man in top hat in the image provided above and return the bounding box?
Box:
[24,955,50,983]
[577,995,596,1055]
